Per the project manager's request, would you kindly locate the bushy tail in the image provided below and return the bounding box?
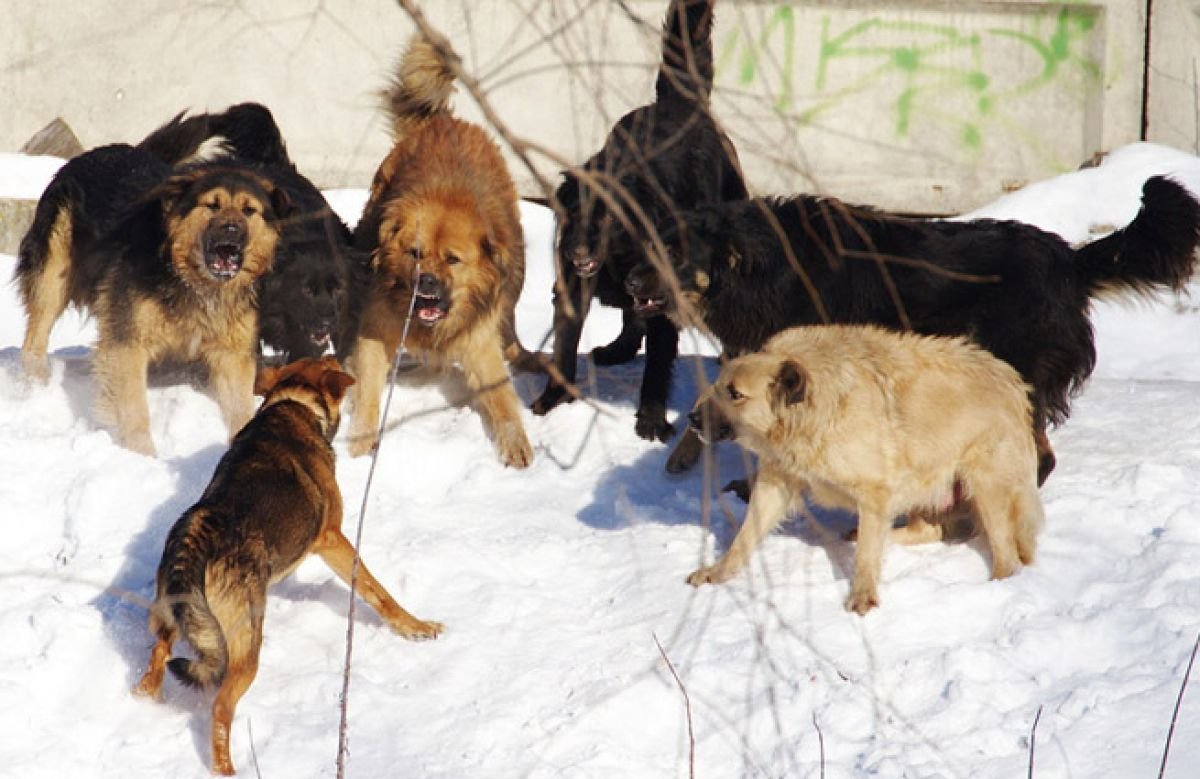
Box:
[386,35,456,140]
[135,111,214,165]
[655,0,715,105]
[156,509,228,689]
[208,102,293,168]
[1076,175,1200,299]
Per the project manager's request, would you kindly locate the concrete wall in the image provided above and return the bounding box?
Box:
[0,1,1189,215]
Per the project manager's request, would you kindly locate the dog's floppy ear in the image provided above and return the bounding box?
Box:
[267,182,293,220]
[773,359,808,406]
[254,365,282,396]
[320,368,356,403]
[147,173,196,217]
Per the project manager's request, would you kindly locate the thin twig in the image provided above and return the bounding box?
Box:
[1027,704,1043,779]
[812,712,826,779]
[654,632,696,779]
[247,719,264,779]
[1158,630,1200,779]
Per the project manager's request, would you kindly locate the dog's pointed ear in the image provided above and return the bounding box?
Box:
[321,368,356,402]
[268,183,293,220]
[254,365,282,396]
[773,359,807,406]
[146,174,193,217]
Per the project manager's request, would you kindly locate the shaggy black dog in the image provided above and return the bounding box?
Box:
[203,102,361,362]
[625,178,1200,479]
[530,0,747,442]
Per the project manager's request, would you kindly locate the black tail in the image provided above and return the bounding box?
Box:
[15,176,81,289]
[156,509,228,689]
[135,111,213,165]
[208,102,293,168]
[655,0,715,105]
[1076,176,1200,299]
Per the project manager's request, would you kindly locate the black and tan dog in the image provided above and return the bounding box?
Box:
[133,356,442,776]
[16,116,292,455]
[346,35,535,467]
[530,0,747,442]
[687,325,1043,614]
[627,177,1200,478]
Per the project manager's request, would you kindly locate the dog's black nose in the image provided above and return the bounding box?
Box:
[416,273,440,296]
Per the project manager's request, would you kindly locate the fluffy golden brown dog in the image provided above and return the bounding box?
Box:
[133,356,442,776]
[686,325,1043,614]
[16,118,291,455]
[346,35,534,467]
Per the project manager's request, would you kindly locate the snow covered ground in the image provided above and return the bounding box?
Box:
[1,143,1199,778]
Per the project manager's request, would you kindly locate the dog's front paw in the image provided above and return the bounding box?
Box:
[496,424,534,469]
[21,352,51,384]
[591,339,639,367]
[665,428,704,473]
[722,479,752,503]
[686,564,732,587]
[635,404,674,443]
[844,587,880,615]
[397,618,444,641]
[345,431,378,458]
[119,430,157,457]
[530,384,571,416]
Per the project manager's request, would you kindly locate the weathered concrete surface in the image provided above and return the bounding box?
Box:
[0,1,1183,214]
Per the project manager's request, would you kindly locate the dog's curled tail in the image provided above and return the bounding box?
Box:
[135,111,214,166]
[386,35,456,140]
[656,0,716,105]
[156,509,229,690]
[1076,175,1200,300]
[208,102,293,168]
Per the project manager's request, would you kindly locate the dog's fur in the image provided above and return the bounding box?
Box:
[629,177,1200,477]
[202,102,362,361]
[132,356,441,776]
[686,325,1044,614]
[530,0,747,441]
[345,35,534,467]
[16,118,293,455]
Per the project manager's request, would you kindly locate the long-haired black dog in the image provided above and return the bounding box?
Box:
[200,103,362,362]
[530,0,747,442]
[625,178,1200,479]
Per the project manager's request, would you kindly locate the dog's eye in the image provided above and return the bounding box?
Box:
[445,253,460,266]
[206,202,221,212]
[242,205,258,218]
[726,385,744,402]
[406,247,422,260]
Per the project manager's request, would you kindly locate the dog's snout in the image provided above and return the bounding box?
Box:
[416,273,440,296]
[625,271,647,296]
[687,408,704,430]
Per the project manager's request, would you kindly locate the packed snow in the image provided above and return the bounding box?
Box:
[1,142,1199,778]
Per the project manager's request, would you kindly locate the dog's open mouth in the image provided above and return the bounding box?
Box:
[632,294,668,315]
[204,240,244,280]
[414,292,449,325]
[573,256,601,278]
[309,324,332,349]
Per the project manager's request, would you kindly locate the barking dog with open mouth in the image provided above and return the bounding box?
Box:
[133,356,442,776]
[345,34,535,467]
[15,115,291,455]
[686,325,1044,615]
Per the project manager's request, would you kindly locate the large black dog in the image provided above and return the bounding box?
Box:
[625,178,1200,479]
[530,0,747,441]
[200,103,362,362]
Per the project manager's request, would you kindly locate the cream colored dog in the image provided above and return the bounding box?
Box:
[685,324,1043,614]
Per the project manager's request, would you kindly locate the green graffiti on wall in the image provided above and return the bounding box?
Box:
[718,4,1103,155]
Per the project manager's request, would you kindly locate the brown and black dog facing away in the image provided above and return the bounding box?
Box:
[531,0,747,442]
[626,176,1200,480]
[346,35,535,467]
[133,356,442,776]
[15,116,292,455]
[686,325,1043,614]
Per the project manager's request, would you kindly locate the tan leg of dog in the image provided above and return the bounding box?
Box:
[207,348,257,439]
[345,335,392,457]
[19,209,73,383]
[209,592,265,777]
[94,343,155,456]
[462,344,533,469]
[1013,485,1043,566]
[970,483,1024,580]
[132,623,175,702]
[687,470,790,586]
[314,528,443,640]
[845,497,891,615]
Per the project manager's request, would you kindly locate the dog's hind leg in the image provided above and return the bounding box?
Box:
[687,467,790,586]
[132,613,176,702]
[591,308,645,366]
[634,315,679,442]
[314,527,443,640]
[1012,484,1043,567]
[19,207,74,383]
[969,481,1024,580]
[209,591,265,777]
